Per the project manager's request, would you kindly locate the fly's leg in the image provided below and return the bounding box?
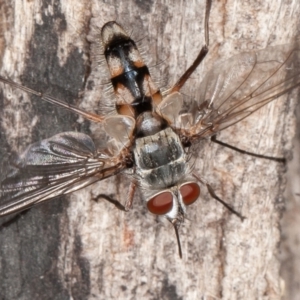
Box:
[92,194,127,211]
[168,0,212,93]
[169,46,208,93]
[0,76,104,123]
[211,135,286,163]
[125,181,137,211]
[193,173,246,221]
[0,211,29,230]
[92,181,137,212]
[206,183,245,221]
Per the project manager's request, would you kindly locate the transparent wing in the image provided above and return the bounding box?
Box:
[0,132,125,216]
[192,42,300,137]
[158,43,300,139]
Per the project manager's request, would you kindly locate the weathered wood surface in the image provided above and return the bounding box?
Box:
[0,1,299,299]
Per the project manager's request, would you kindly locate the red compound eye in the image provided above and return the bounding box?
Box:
[180,182,200,206]
[147,192,173,215]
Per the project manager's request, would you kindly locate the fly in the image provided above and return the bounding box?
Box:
[0,0,300,258]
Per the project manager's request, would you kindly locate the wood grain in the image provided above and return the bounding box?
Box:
[0,1,299,299]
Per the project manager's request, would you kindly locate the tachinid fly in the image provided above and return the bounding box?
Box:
[0,1,300,257]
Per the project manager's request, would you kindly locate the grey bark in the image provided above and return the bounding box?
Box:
[0,0,299,299]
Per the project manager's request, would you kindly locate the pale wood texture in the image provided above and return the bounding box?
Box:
[0,1,299,299]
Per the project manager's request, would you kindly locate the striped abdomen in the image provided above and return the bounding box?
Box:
[101,22,162,118]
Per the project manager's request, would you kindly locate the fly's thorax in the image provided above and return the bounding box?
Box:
[134,125,187,189]
[135,111,168,137]
[101,22,162,118]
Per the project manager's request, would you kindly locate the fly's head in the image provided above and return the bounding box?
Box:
[145,180,200,220]
[140,178,201,258]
